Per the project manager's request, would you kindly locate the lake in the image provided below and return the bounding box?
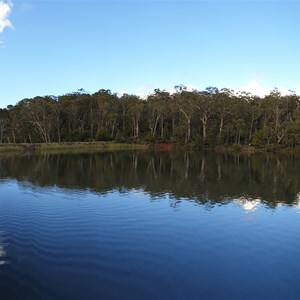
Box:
[0,151,299,300]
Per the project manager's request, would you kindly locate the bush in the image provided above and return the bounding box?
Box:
[173,125,187,143]
[115,131,126,143]
[193,134,202,149]
[251,130,265,148]
[96,126,109,141]
[66,130,91,142]
[231,144,242,152]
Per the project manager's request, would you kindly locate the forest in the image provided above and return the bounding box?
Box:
[0,85,299,148]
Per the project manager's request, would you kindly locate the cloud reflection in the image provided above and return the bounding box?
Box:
[296,193,300,209]
[0,244,6,265]
[0,232,7,265]
[235,197,260,213]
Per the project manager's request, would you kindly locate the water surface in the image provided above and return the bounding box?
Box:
[0,151,299,299]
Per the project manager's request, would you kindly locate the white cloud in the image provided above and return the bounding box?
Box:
[237,80,270,97]
[0,0,13,33]
[237,80,298,97]
[120,82,300,99]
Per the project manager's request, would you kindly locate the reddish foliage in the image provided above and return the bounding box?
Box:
[156,143,174,152]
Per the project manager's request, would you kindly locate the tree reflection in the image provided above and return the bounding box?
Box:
[0,151,299,208]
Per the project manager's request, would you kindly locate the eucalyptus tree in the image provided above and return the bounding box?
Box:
[156,89,172,139]
[174,85,195,143]
[9,99,36,143]
[58,89,92,140]
[146,89,173,141]
[233,118,248,145]
[195,87,218,142]
[27,96,57,143]
[127,95,145,138]
[214,88,235,142]
[236,91,262,142]
[146,91,162,138]
[261,89,290,144]
[119,93,132,138]
[279,92,300,147]
[93,89,119,139]
[0,109,9,143]
[58,92,81,140]
[7,104,20,143]
[74,93,92,139]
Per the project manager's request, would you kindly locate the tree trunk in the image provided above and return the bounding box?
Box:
[160,117,164,138]
[218,118,223,139]
[11,128,16,143]
[186,119,191,143]
[180,109,191,143]
[152,116,159,137]
[200,115,208,141]
[249,119,254,141]
[136,121,139,138]
[57,128,61,143]
[202,121,207,141]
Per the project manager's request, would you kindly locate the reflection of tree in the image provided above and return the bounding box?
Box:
[0,152,299,208]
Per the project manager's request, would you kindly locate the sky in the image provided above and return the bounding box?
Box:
[0,0,300,108]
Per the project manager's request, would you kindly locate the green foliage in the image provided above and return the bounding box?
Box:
[96,126,110,141]
[193,134,202,149]
[143,132,155,143]
[161,127,170,142]
[1,86,299,149]
[252,130,265,148]
[231,144,242,152]
[115,131,126,143]
[173,125,187,143]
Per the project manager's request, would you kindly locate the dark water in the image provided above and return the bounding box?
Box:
[0,151,299,300]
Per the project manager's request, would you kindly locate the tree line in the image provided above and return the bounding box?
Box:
[0,85,299,148]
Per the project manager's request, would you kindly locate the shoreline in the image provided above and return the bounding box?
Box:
[0,142,148,154]
[0,142,299,155]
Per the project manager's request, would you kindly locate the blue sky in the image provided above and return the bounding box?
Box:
[0,0,299,108]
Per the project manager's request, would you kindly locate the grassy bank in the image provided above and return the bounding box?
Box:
[39,142,149,153]
[0,144,24,153]
[214,144,300,154]
[0,142,299,155]
[0,142,149,155]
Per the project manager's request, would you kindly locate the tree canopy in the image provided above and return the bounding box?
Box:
[1,87,299,148]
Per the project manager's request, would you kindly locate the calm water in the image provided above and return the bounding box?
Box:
[0,151,299,300]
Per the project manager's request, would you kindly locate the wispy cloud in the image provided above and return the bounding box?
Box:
[20,1,34,13]
[0,0,13,33]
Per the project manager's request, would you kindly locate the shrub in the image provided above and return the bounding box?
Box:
[96,126,109,141]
